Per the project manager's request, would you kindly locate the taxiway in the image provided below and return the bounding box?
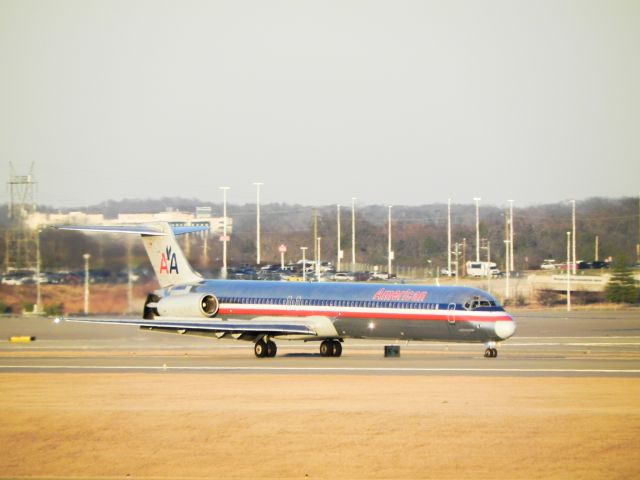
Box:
[1,309,639,376]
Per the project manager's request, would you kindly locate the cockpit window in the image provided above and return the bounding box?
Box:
[463,295,496,310]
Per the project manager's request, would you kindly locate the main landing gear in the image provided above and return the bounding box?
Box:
[253,338,343,358]
[254,339,277,358]
[320,339,342,357]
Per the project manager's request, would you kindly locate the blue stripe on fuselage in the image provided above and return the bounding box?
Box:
[184,280,504,313]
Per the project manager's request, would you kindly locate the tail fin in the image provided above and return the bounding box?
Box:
[57,222,205,288]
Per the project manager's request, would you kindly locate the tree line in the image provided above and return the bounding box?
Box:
[0,196,638,274]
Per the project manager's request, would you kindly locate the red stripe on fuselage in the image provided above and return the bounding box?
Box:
[217,306,512,323]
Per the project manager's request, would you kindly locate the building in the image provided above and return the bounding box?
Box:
[27,208,232,236]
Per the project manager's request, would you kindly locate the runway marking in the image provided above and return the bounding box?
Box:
[506,343,640,347]
[1,365,639,374]
[514,336,640,339]
[4,339,640,350]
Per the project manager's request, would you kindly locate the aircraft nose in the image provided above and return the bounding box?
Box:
[494,317,516,340]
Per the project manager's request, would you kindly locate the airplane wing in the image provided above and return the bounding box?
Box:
[61,316,317,336]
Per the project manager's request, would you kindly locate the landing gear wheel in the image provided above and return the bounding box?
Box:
[254,340,268,358]
[320,340,342,357]
[266,340,277,358]
[320,340,334,357]
[484,348,498,358]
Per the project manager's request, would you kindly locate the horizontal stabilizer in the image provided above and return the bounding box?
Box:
[57,224,209,236]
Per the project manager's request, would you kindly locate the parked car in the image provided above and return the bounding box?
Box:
[353,271,372,281]
[332,272,355,282]
[1,270,36,285]
[370,271,390,281]
[228,266,258,280]
[257,269,292,281]
[540,259,557,270]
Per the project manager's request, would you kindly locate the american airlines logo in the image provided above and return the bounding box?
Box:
[372,288,427,302]
[159,246,179,274]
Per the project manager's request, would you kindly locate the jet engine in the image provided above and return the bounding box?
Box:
[155,293,219,318]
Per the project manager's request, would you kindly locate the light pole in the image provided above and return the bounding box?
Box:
[279,244,286,269]
[566,231,571,311]
[220,186,230,278]
[351,197,356,272]
[447,198,452,277]
[336,204,342,272]
[503,240,510,302]
[313,209,319,265]
[487,240,491,294]
[508,199,514,272]
[127,236,133,314]
[83,253,91,314]
[316,237,322,280]
[253,182,263,266]
[300,247,308,282]
[35,227,42,313]
[473,197,481,262]
[387,205,393,275]
[570,199,576,275]
[453,242,460,285]
[481,238,491,294]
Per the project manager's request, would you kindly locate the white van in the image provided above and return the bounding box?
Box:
[466,261,500,277]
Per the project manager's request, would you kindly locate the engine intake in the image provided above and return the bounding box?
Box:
[156,293,219,318]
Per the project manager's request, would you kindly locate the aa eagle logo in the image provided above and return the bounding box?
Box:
[159,246,179,274]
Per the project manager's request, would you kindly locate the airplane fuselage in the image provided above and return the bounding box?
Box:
[161,279,515,344]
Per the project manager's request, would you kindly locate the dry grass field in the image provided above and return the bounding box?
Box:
[0,373,638,479]
[0,283,156,315]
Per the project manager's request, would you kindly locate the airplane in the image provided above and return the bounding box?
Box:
[57,222,516,358]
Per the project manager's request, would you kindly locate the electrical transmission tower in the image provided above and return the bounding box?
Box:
[5,163,38,273]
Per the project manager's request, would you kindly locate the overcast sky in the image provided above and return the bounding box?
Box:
[1,0,638,209]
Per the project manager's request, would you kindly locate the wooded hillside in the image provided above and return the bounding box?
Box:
[1,196,638,273]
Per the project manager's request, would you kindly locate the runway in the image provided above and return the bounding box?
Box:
[1,309,639,376]
[2,309,640,479]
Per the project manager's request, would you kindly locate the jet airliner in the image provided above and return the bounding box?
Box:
[58,223,516,358]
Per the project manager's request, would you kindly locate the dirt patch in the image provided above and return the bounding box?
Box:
[0,282,157,315]
[0,373,638,479]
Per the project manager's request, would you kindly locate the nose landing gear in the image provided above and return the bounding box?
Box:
[484,341,498,358]
[484,348,498,358]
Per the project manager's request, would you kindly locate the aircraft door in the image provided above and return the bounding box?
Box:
[447,303,456,325]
